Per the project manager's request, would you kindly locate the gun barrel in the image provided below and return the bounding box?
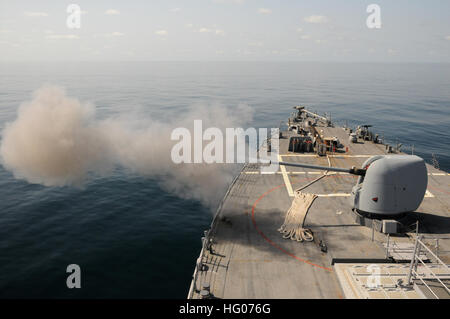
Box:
[278,161,350,173]
[267,161,366,176]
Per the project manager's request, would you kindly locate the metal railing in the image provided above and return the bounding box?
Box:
[407,235,450,299]
[421,236,450,257]
[187,163,245,299]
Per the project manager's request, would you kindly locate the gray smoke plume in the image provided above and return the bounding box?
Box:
[0,86,254,207]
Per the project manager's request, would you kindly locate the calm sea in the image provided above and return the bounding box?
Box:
[0,62,449,298]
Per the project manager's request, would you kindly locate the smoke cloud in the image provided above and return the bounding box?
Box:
[0,86,254,208]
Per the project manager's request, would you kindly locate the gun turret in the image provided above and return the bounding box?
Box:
[264,155,427,217]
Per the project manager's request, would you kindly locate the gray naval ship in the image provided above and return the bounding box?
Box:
[188,106,450,299]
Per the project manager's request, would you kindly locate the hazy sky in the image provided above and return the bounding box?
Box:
[1,0,449,62]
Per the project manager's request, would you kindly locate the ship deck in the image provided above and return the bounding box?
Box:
[188,122,450,299]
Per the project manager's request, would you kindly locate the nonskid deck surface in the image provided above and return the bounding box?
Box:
[189,124,450,299]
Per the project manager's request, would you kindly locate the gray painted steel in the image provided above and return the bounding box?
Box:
[354,155,427,215]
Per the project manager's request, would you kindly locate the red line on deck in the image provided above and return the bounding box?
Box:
[251,183,333,272]
[428,185,450,195]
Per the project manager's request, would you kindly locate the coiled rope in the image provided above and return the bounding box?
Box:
[278,155,332,242]
[278,192,318,242]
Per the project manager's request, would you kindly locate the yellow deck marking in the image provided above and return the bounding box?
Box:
[244,171,352,175]
[240,173,437,199]
[279,154,294,197]
[317,193,351,197]
[279,154,316,157]
[317,190,435,198]
[280,154,372,158]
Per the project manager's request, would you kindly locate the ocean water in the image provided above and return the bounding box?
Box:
[0,62,449,298]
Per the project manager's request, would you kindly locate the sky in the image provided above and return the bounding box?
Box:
[0,0,449,62]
